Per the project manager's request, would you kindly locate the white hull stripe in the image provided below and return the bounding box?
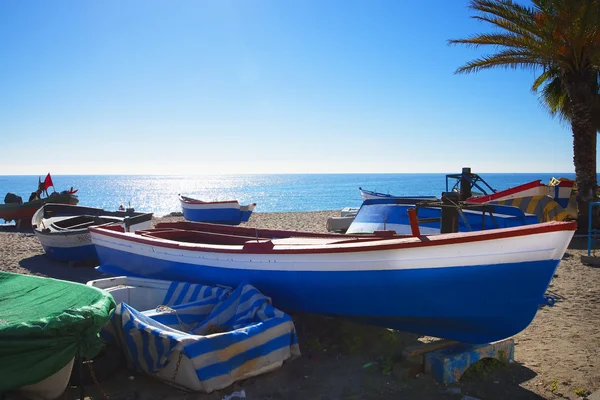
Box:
[91,229,572,272]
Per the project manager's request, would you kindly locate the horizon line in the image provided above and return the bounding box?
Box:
[0,171,582,177]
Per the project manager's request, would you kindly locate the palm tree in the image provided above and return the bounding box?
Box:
[531,68,600,133]
[449,0,600,230]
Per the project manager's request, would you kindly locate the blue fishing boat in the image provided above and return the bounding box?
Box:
[179,195,256,225]
[89,220,576,344]
[32,204,153,263]
[346,198,540,235]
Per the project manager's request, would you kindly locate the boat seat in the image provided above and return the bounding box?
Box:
[68,220,102,230]
[142,229,271,246]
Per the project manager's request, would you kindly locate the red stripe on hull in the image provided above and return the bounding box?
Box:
[89,220,577,255]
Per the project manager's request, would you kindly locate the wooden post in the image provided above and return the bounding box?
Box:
[407,208,421,237]
[460,167,472,201]
[441,192,459,233]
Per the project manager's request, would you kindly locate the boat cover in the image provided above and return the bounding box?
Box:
[102,281,300,392]
[0,272,116,392]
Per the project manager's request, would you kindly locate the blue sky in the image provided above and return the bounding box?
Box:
[0,0,589,175]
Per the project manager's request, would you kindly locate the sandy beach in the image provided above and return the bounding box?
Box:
[1,211,599,400]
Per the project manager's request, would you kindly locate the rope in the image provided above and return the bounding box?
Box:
[86,359,110,400]
[155,305,195,333]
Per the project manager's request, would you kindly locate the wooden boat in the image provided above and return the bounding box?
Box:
[346,198,540,235]
[32,204,153,263]
[359,187,438,202]
[89,219,576,344]
[466,179,574,208]
[0,191,79,226]
[179,195,256,225]
[87,276,299,392]
[0,272,114,399]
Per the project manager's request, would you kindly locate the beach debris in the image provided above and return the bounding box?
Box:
[460,396,481,400]
[442,387,461,395]
[222,390,246,400]
[362,362,378,369]
[128,376,135,380]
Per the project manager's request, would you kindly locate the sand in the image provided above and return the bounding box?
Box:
[1,211,599,400]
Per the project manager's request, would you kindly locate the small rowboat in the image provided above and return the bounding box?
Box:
[32,204,153,263]
[87,276,299,393]
[0,272,114,399]
[179,195,256,225]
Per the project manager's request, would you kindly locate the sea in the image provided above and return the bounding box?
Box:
[0,173,577,217]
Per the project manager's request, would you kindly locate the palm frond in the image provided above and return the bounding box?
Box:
[449,33,538,50]
[454,49,543,74]
[531,68,556,92]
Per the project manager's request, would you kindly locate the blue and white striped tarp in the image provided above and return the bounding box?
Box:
[103,281,300,393]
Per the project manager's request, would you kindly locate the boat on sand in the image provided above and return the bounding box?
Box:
[0,191,79,227]
[90,219,576,344]
[32,204,153,263]
[0,272,114,399]
[179,195,256,225]
[87,276,300,393]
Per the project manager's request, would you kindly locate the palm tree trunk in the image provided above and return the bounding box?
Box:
[564,71,598,233]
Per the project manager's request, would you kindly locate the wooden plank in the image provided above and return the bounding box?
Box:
[402,340,460,357]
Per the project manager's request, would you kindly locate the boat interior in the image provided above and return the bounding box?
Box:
[34,204,154,233]
[127,222,410,246]
[50,215,126,231]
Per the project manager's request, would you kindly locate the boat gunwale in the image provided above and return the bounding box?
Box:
[178,195,242,206]
[466,180,545,203]
[89,220,577,255]
[32,204,154,236]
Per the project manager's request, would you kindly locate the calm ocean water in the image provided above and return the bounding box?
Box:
[0,173,577,217]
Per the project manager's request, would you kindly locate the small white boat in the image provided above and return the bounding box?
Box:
[87,276,300,393]
[32,204,153,263]
[326,207,360,233]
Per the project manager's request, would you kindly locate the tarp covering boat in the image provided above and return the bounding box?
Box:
[100,279,300,393]
[0,272,115,393]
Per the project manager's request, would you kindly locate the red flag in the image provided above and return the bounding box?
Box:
[43,173,54,190]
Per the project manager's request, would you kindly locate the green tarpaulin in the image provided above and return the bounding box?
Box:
[0,272,115,392]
